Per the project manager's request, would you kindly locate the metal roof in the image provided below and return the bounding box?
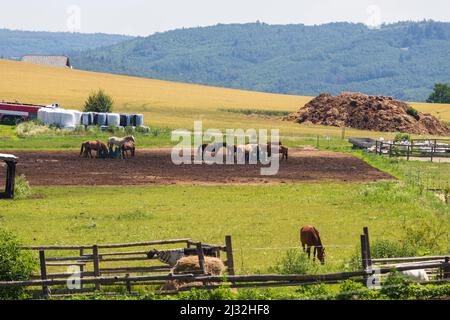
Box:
[0,154,18,162]
[21,55,71,68]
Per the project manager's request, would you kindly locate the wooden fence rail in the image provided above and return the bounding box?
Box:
[3,230,448,298]
[1,262,449,290]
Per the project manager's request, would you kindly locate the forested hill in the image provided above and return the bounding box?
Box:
[0,29,133,59]
[71,21,450,102]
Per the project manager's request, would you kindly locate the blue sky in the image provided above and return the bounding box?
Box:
[1,0,449,36]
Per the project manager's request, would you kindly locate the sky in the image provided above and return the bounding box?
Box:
[1,0,450,36]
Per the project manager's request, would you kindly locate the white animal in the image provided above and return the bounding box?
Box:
[397,267,429,282]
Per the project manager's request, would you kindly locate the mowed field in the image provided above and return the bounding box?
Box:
[1,59,450,140]
[0,59,449,275]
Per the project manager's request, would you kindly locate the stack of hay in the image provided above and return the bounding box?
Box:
[163,256,225,291]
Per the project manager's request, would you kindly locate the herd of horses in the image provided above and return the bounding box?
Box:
[197,142,289,162]
[80,136,136,159]
[80,137,289,163]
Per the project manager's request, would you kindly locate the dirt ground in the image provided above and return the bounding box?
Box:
[0,148,393,186]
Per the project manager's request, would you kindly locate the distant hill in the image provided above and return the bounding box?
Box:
[0,29,133,60]
[70,21,450,102]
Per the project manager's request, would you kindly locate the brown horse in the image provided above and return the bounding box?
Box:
[279,145,288,161]
[300,225,325,264]
[122,141,136,158]
[80,140,108,158]
[198,142,228,161]
[263,143,288,161]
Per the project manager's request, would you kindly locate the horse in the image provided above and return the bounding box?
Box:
[108,135,136,150]
[197,142,228,161]
[80,140,109,158]
[279,145,288,161]
[122,141,136,158]
[234,144,259,163]
[300,225,325,264]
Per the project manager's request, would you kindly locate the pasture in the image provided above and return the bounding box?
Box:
[1,179,448,274]
[0,59,449,298]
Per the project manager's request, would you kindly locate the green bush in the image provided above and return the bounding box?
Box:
[405,106,419,120]
[394,133,411,142]
[83,89,114,113]
[380,271,411,299]
[371,240,417,259]
[295,284,331,300]
[177,287,236,300]
[269,249,318,275]
[0,229,37,299]
[14,175,32,200]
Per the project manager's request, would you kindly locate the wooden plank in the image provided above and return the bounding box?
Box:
[21,238,192,251]
[46,262,88,267]
[2,262,448,289]
[100,266,171,274]
[99,256,150,262]
[372,256,447,263]
[225,235,235,276]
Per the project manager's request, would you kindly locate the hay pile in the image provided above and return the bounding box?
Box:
[285,92,450,135]
[163,256,225,291]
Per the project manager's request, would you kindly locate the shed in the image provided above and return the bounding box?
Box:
[21,55,72,68]
[0,154,18,199]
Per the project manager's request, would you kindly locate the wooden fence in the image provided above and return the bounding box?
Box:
[375,138,450,161]
[1,229,449,298]
[15,236,235,297]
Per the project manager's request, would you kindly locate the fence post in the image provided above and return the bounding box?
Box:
[444,257,450,280]
[363,227,372,268]
[39,250,50,297]
[196,242,206,274]
[125,274,132,293]
[79,248,84,289]
[92,245,101,291]
[225,235,235,276]
[360,234,368,286]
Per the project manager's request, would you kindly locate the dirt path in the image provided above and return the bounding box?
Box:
[0,148,393,186]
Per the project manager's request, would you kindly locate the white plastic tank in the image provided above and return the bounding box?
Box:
[134,114,144,127]
[37,108,48,123]
[107,113,120,127]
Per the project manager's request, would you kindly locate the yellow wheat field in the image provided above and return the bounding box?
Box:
[1,59,449,138]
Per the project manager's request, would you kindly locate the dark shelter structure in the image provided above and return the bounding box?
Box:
[0,154,17,199]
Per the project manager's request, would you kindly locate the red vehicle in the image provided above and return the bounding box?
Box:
[0,101,45,125]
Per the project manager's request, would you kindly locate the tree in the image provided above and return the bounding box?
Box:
[427,83,450,103]
[83,89,114,113]
[0,229,37,299]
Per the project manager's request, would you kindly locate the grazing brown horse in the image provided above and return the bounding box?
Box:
[122,141,136,158]
[300,225,325,264]
[80,140,108,158]
[263,143,288,161]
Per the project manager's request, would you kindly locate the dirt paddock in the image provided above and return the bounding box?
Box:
[0,148,393,186]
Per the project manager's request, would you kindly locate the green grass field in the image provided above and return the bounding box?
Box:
[0,59,449,299]
[1,154,448,275]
